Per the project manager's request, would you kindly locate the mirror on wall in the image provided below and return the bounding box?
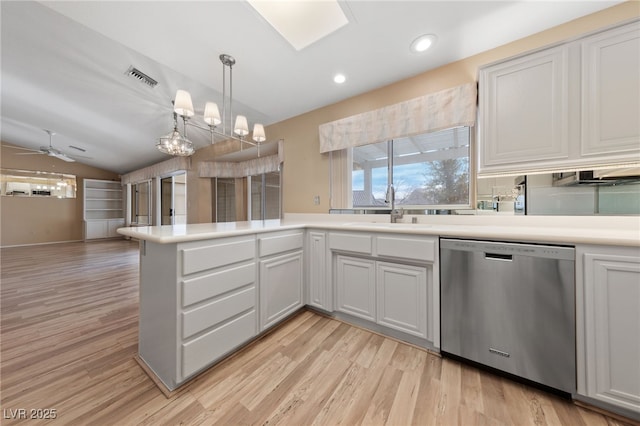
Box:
[0,168,77,198]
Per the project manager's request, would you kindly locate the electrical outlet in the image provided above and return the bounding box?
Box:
[313,195,320,205]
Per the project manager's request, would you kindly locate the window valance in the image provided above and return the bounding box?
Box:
[121,156,190,184]
[198,154,280,178]
[318,82,477,153]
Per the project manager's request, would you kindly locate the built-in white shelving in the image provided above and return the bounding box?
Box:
[83,179,124,239]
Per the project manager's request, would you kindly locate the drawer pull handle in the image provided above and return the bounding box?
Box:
[485,253,512,261]
[489,347,511,358]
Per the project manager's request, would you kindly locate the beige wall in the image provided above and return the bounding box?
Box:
[8,3,635,233]
[147,3,638,223]
[261,2,638,214]
[1,142,120,246]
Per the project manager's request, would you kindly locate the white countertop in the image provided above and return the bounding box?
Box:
[117,220,305,243]
[117,214,640,247]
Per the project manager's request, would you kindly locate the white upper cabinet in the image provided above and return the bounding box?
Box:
[479,45,570,173]
[581,22,640,159]
[479,21,640,176]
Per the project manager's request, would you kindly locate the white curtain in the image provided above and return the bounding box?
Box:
[319,82,477,153]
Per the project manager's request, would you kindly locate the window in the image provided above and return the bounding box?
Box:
[350,127,471,209]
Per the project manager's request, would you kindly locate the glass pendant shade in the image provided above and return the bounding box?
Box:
[234,115,249,137]
[174,90,195,117]
[204,102,221,126]
[252,123,266,142]
[157,127,194,156]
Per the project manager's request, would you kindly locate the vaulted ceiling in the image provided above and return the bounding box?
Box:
[1,1,623,174]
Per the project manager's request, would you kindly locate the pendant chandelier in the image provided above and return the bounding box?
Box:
[156,110,195,156]
[157,54,266,157]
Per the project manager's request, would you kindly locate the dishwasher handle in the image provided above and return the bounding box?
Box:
[485,252,513,261]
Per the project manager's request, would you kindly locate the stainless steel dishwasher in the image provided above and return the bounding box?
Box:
[440,238,576,394]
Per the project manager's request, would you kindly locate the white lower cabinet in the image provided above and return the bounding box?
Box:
[335,255,376,321]
[85,219,124,239]
[577,245,640,418]
[307,230,332,311]
[85,220,108,239]
[332,232,438,349]
[377,261,428,339]
[259,250,304,331]
[137,235,258,391]
[258,230,305,332]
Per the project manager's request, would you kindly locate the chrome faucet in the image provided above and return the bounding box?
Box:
[386,184,404,223]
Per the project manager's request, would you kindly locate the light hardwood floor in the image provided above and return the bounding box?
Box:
[0,240,634,425]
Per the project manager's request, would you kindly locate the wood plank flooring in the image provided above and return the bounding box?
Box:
[0,240,634,425]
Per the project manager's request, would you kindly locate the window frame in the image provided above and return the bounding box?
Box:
[345,127,475,211]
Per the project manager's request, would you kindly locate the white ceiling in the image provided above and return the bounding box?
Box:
[1,0,623,174]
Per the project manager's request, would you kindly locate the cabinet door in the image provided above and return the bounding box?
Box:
[259,251,303,331]
[85,220,108,239]
[335,255,376,321]
[581,22,640,160]
[579,246,640,414]
[108,219,125,238]
[308,231,331,311]
[479,45,570,174]
[376,262,427,339]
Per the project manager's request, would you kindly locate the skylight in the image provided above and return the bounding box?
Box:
[248,0,349,51]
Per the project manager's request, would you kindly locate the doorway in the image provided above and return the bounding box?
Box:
[160,172,187,225]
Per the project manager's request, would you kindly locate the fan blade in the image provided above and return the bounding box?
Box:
[15,152,45,155]
[2,144,41,152]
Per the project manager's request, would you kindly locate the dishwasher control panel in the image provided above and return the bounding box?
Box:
[440,238,574,261]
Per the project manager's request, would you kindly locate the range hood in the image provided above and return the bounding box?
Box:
[553,168,640,186]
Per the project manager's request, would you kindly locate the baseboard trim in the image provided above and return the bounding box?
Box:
[573,398,639,424]
[0,239,83,249]
[134,355,179,399]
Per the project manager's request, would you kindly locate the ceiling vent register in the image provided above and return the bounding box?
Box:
[125,66,158,88]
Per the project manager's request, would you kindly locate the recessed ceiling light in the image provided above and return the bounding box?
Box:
[334,73,346,84]
[410,34,437,53]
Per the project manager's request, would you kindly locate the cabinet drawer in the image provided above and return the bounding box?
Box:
[182,310,256,379]
[180,238,255,276]
[258,231,304,257]
[376,236,436,262]
[182,286,255,339]
[329,232,372,254]
[181,262,255,307]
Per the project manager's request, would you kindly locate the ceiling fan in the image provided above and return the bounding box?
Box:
[5,130,89,162]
